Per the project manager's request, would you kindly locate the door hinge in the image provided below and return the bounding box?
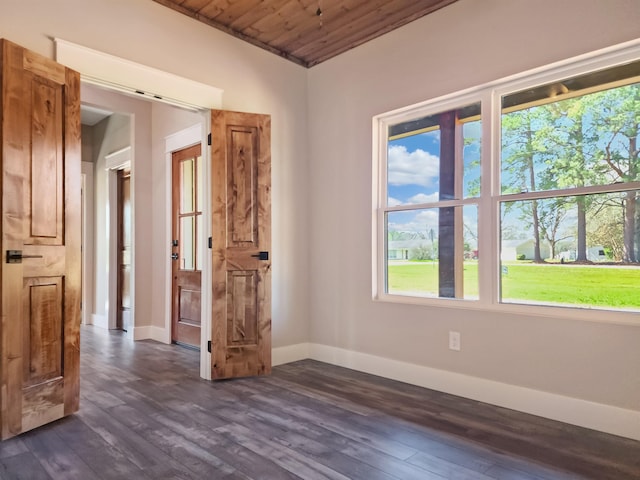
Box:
[207,340,212,353]
[207,133,212,146]
[208,237,212,249]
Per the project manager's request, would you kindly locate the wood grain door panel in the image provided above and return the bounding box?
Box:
[23,277,63,386]
[227,270,259,346]
[175,281,201,346]
[227,127,259,245]
[0,39,81,440]
[211,110,271,379]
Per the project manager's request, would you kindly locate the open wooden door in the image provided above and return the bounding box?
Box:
[0,40,81,439]
[210,110,271,379]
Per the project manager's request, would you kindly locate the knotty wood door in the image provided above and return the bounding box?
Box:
[210,110,271,379]
[0,39,81,439]
[117,169,131,331]
[171,144,202,348]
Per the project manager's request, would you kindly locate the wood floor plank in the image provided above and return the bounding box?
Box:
[77,400,201,479]
[2,326,638,480]
[0,451,52,480]
[0,437,29,459]
[215,423,354,480]
[51,415,152,480]
[104,403,238,478]
[20,426,101,480]
[407,450,496,480]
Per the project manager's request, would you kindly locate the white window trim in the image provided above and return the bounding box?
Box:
[373,39,640,327]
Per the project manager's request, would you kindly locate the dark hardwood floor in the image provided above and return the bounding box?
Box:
[1,326,638,479]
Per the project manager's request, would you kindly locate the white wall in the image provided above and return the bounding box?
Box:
[307,0,640,424]
[0,0,311,348]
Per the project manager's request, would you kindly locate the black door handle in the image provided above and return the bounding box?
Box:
[171,253,179,260]
[6,250,44,264]
[251,251,269,261]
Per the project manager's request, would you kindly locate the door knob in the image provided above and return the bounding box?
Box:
[171,253,179,260]
[251,251,269,260]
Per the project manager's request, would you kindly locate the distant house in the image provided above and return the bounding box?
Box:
[558,246,607,262]
[501,239,551,261]
[388,240,430,260]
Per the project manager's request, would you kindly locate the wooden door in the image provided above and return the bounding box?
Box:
[117,169,131,331]
[172,144,202,348]
[210,110,271,379]
[0,39,81,439]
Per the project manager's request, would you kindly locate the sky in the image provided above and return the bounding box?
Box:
[386,121,481,247]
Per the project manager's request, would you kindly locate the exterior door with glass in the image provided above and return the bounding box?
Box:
[171,144,202,348]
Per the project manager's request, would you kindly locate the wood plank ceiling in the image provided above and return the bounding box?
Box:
[152,0,459,68]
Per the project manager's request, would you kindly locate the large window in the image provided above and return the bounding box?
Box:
[375,44,640,317]
[384,103,481,300]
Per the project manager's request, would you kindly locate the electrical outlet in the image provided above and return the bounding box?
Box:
[449,331,461,351]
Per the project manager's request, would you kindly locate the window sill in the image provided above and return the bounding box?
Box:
[373,292,640,327]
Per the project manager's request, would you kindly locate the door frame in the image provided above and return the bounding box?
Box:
[81,161,94,325]
[58,39,221,378]
[164,123,211,379]
[105,146,133,336]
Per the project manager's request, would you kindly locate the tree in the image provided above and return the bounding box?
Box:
[537,198,572,259]
[543,95,602,261]
[588,197,625,261]
[502,109,549,262]
[502,79,639,264]
[590,84,640,262]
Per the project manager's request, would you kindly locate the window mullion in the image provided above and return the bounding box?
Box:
[478,89,499,306]
[374,118,389,299]
[499,181,640,202]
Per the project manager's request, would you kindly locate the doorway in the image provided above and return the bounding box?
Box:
[117,168,132,331]
[171,144,203,349]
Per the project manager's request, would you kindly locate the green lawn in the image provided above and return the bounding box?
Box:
[388,261,640,309]
[388,261,479,299]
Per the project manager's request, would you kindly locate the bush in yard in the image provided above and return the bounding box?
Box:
[410,245,432,261]
[516,253,526,260]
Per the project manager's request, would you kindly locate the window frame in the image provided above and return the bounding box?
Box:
[373,39,640,326]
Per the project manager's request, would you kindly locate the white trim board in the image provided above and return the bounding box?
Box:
[271,343,640,441]
[273,343,311,367]
[90,314,108,330]
[55,39,223,110]
[133,326,168,343]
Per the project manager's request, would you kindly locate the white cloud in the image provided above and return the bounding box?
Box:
[408,192,439,204]
[389,210,439,233]
[387,196,402,207]
[415,210,439,227]
[388,145,439,187]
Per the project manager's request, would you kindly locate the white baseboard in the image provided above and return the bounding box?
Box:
[90,314,108,330]
[133,325,169,343]
[270,342,640,441]
[273,343,311,366]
